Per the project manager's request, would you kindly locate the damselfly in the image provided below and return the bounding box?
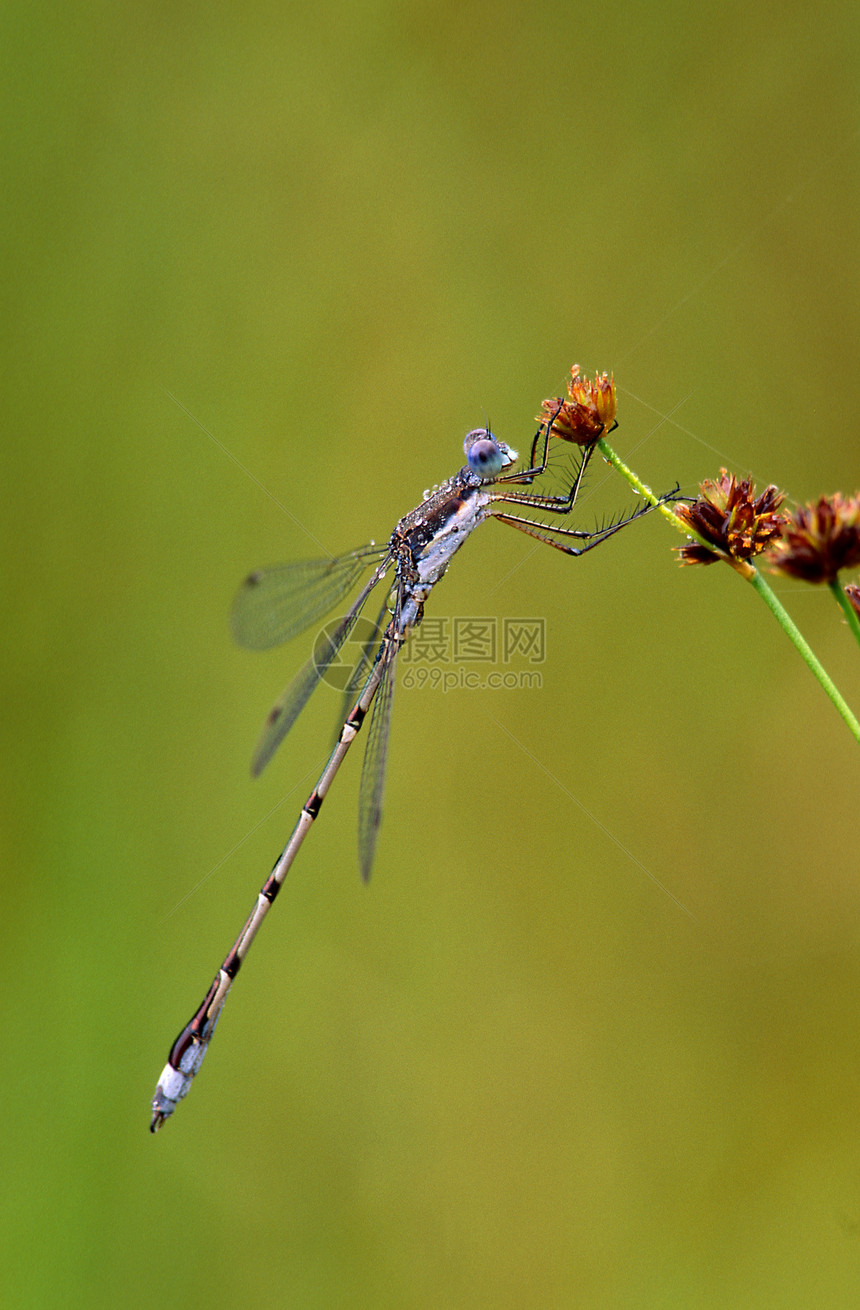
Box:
[151,396,675,1130]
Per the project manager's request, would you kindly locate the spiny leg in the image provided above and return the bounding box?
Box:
[491,489,673,556]
[489,441,598,516]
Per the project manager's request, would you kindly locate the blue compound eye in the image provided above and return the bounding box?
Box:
[464,429,505,479]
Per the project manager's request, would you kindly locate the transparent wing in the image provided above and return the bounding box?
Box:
[250,562,391,776]
[231,545,387,650]
[329,591,392,749]
[357,623,401,883]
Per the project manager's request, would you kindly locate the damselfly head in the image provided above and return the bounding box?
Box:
[464,429,517,480]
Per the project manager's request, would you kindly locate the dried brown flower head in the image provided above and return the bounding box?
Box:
[768,493,860,584]
[676,469,786,567]
[537,364,617,446]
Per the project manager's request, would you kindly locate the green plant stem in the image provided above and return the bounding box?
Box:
[746,569,860,744]
[598,432,860,745]
[828,579,860,650]
[597,435,692,538]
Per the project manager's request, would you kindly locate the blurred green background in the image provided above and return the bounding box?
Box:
[4,1,860,1305]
